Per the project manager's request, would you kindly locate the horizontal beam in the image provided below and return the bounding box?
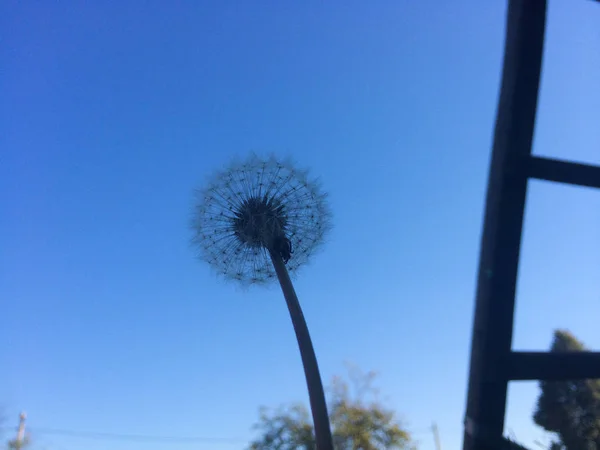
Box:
[527,156,600,189]
[503,438,530,450]
[508,351,600,381]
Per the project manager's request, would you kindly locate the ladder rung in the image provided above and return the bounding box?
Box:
[508,351,600,381]
[527,156,600,189]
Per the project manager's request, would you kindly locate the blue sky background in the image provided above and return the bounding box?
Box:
[1,1,599,450]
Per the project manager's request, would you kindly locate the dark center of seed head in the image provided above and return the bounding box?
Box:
[233,196,288,248]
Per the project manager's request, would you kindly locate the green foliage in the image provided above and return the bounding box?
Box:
[249,404,315,450]
[533,330,600,450]
[6,437,30,450]
[248,366,415,450]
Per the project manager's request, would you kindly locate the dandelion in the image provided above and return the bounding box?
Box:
[192,153,334,450]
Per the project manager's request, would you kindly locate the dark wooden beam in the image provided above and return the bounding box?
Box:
[508,351,600,381]
[463,1,547,449]
[527,156,600,190]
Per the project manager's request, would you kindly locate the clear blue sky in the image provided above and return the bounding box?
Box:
[1,1,599,450]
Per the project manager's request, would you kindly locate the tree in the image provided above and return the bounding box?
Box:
[248,367,415,450]
[7,438,30,450]
[533,330,600,450]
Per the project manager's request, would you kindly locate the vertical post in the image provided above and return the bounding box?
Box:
[463,1,546,449]
[432,422,442,450]
[15,412,26,449]
[269,250,334,450]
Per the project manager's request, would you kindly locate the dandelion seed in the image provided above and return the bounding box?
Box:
[191,153,332,286]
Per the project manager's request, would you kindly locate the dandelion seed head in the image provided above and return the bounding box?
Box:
[192,154,332,286]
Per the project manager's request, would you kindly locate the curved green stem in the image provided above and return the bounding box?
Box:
[269,250,334,450]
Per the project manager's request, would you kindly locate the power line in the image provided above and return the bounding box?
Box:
[6,422,437,445]
[27,427,247,444]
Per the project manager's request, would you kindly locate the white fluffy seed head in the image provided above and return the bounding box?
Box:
[191,154,332,286]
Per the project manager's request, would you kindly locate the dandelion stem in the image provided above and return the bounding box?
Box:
[269,249,334,450]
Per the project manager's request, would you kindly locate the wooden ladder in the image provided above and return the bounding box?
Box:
[463,1,600,449]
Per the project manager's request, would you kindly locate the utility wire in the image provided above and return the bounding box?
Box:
[26,427,247,444]
[5,424,434,444]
